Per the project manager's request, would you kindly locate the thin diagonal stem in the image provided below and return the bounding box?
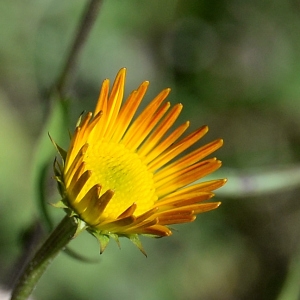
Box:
[56,0,103,97]
[10,216,79,300]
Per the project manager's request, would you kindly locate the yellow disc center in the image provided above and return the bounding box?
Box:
[82,140,157,219]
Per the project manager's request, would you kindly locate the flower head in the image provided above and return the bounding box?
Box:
[53,68,226,254]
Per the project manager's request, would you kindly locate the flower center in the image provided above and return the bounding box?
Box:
[82,140,157,219]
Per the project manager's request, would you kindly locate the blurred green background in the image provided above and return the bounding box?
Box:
[1,0,300,299]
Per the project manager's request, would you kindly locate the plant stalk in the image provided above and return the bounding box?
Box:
[10,215,79,300]
[56,0,103,97]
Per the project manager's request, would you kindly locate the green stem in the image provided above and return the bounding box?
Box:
[10,215,79,300]
[56,0,103,98]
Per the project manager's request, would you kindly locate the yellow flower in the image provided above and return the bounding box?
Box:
[53,68,226,254]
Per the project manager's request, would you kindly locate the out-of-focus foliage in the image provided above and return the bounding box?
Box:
[1,0,300,299]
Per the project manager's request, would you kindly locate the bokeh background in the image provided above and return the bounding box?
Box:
[1,0,300,299]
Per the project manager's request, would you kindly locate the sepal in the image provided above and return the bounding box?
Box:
[51,199,69,209]
[48,133,67,162]
[109,233,121,249]
[89,231,111,254]
[73,217,88,238]
[127,234,147,257]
